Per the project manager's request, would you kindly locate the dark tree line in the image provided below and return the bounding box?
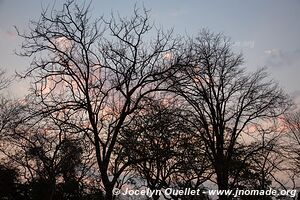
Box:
[0,1,298,200]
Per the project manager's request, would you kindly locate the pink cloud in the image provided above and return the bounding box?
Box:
[0,30,17,40]
[4,30,16,39]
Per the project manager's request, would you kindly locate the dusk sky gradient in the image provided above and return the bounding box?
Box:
[1,0,300,103]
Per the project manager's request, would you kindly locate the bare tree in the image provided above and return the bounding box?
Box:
[120,97,211,200]
[0,163,19,199]
[285,111,300,171]
[17,1,179,199]
[0,69,15,138]
[0,69,11,91]
[284,111,300,195]
[0,106,96,200]
[168,30,291,200]
[227,124,287,200]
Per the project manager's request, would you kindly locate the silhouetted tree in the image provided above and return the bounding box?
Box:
[17,1,179,199]
[285,111,300,173]
[168,30,291,200]
[283,111,300,195]
[0,71,26,200]
[0,69,11,91]
[120,97,211,200]
[0,164,18,200]
[0,69,19,139]
[0,104,98,200]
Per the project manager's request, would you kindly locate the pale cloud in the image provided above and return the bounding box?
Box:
[264,48,282,56]
[233,40,255,49]
[51,36,73,52]
[168,9,186,17]
[5,30,16,39]
[162,52,173,61]
[264,48,300,68]
[0,29,17,40]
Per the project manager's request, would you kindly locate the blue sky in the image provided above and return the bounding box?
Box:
[0,0,300,102]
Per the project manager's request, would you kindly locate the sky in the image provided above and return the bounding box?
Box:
[0,0,300,103]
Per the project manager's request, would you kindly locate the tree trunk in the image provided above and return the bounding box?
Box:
[216,161,230,200]
[105,188,113,200]
[153,194,160,200]
[49,179,56,200]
